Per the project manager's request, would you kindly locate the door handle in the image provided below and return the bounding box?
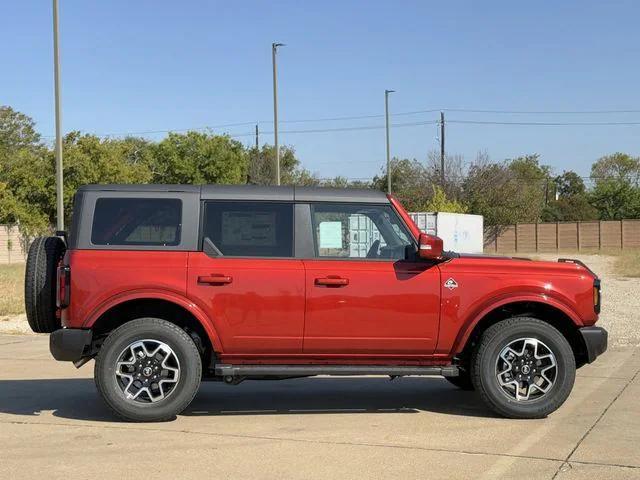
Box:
[315,277,349,287]
[198,274,233,285]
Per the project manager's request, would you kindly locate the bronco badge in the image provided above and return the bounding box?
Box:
[444,278,458,290]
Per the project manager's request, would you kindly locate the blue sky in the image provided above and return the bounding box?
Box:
[2,0,639,181]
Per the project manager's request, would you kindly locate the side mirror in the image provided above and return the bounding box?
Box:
[418,233,443,260]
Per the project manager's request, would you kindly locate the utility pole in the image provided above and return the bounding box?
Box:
[52,0,64,231]
[272,43,284,185]
[440,111,445,186]
[255,123,259,150]
[385,89,394,194]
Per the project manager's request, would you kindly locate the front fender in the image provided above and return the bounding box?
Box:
[436,287,585,356]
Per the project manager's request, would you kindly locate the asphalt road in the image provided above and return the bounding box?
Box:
[0,335,638,479]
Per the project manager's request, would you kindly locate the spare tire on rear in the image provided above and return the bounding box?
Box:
[24,236,66,333]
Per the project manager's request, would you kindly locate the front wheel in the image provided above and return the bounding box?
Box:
[95,318,202,422]
[471,317,576,419]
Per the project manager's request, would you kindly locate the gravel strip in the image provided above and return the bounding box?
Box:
[535,254,639,347]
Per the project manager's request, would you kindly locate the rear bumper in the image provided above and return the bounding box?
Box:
[579,326,608,363]
[50,328,93,362]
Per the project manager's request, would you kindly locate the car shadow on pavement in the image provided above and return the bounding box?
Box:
[0,376,498,422]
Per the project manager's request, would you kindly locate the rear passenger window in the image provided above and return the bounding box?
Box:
[202,202,293,257]
[91,198,182,246]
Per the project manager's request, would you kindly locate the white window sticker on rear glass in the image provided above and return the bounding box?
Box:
[221,211,277,247]
[318,221,343,249]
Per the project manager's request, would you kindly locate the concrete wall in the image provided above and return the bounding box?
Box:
[484,220,640,253]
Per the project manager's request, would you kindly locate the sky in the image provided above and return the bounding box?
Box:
[2,0,639,181]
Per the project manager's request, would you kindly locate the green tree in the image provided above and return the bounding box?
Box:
[555,171,587,197]
[541,171,598,221]
[248,145,300,185]
[0,106,41,154]
[423,185,467,213]
[0,107,50,232]
[319,176,372,188]
[2,130,154,228]
[463,154,551,225]
[151,131,248,184]
[589,153,640,219]
[508,154,551,212]
[372,158,433,210]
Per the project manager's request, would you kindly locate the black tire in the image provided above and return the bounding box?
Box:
[95,318,202,422]
[24,236,66,333]
[445,370,474,391]
[471,317,575,419]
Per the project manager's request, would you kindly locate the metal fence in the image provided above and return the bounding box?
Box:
[484,220,640,253]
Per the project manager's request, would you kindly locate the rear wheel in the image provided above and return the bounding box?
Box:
[471,317,575,419]
[24,236,66,333]
[95,318,202,422]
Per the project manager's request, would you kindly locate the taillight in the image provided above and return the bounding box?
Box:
[593,279,601,314]
[56,265,70,308]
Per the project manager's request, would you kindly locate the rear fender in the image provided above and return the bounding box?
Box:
[82,289,223,352]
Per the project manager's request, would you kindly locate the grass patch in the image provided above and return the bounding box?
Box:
[613,250,640,278]
[0,263,25,316]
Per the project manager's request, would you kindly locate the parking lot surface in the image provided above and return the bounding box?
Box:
[0,335,638,480]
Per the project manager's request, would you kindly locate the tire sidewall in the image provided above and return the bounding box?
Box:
[95,318,201,422]
[24,236,65,333]
[474,319,576,418]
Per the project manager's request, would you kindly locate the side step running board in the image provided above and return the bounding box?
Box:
[215,364,459,378]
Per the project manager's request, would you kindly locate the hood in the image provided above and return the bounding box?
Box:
[445,253,598,279]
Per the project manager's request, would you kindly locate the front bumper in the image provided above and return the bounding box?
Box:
[579,326,608,363]
[50,328,93,362]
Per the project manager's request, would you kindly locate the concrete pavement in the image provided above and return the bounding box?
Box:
[0,334,638,479]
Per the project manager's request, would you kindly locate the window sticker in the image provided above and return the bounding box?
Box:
[221,211,277,246]
[319,221,343,249]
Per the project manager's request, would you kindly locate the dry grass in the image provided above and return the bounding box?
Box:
[493,249,640,278]
[0,263,25,316]
[613,250,640,278]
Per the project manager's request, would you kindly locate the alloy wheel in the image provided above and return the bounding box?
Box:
[495,337,557,402]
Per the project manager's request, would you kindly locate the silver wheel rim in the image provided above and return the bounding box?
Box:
[495,338,557,402]
[114,339,180,404]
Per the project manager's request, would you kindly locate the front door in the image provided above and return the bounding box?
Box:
[187,201,305,354]
[302,203,441,355]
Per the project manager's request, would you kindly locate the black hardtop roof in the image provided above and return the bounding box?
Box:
[77,184,389,203]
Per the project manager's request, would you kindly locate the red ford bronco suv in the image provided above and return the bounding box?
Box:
[25,185,607,422]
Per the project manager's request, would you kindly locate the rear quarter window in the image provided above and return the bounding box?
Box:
[91,198,182,246]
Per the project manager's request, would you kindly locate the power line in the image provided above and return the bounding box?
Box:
[448,120,640,126]
[263,107,640,124]
[40,121,258,139]
[39,109,640,139]
[436,108,640,115]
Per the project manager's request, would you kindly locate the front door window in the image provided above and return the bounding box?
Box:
[311,204,413,260]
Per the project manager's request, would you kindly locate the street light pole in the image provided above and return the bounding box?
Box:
[440,111,445,186]
[272,43,284,186]
[52,0,64,231]
[384,89,395,194]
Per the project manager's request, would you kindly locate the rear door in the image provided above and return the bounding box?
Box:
[302,203,441,354]
[187,201,305,354]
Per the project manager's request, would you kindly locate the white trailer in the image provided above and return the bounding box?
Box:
[409,212,484,254]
